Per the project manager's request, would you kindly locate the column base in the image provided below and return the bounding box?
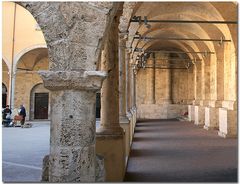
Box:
[203,125,217,131]
[194,105,205,126]
[218,108,237,138]
[218,131,237,138]
[119,116,130,167]
[188,105,195,122]
[204,107,218,130]
[96,133,125,182]
[96,126,124,135]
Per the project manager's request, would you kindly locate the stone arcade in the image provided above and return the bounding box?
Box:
[2,2,237,182]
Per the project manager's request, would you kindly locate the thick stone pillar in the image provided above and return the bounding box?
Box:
[118,33,130,166]
[96,13,125,182]
[119,33,129,122]
[40,71,106,182]
[18,2,122,182]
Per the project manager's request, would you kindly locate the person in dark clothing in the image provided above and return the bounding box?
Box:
[19,105,26,126]
[2,105,12,126]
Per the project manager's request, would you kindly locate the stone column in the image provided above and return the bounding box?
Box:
[118,33,131,165]
[118,33,129,123]
[146,53,156,104]
[96,13,125,181]
[127,58,133,111]
[126,52,134,144]
[97,37,123,135]
[40,71,106,182]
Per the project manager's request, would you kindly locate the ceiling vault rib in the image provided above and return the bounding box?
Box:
[130,16,238,24]
[133,36,231,42]
[134,49,215,54]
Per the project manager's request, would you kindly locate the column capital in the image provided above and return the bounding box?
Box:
[39,70,107,91]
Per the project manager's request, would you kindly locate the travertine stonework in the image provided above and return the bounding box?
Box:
[17,2,121,182]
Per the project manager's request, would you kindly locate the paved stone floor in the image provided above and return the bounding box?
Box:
[2,121,50,182]
[2,120,101,182]
[124,119,238,182]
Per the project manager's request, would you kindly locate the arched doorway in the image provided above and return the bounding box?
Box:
[2,83,7,108]
[30,83,50,120]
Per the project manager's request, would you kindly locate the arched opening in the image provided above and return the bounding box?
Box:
[2,59,10,107]
[14,47,49,120]
[2,83,8,108]
[30,83,50,120]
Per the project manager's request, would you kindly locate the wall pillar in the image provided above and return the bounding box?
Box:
[96,14,125,182]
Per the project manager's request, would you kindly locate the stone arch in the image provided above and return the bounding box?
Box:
[2,56,11,72]
[29,83,50,120]
[13,44,47,74]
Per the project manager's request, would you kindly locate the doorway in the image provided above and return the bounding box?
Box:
[34,93,49,119]
[96,92,101,118]
[2,83,7,108]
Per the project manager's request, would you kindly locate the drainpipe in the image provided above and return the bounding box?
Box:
[10,3,17,110]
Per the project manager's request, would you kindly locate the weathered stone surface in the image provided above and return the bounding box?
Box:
[41,155,49,182]
[97,12,124,135]
[96,154,105,182]
[119,2,136,32]
[18,2,119,71]
[39,71,107,91]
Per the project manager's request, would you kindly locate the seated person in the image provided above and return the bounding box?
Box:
[2,105,12,127]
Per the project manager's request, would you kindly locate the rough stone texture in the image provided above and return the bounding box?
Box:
[39,70,107,182]
[41,154,105,182]
[137,104,187,119]
[119,2,136,33]
[218,109,237,138]
[96,154,105,182]
[39,71,107,91]
[18,2,121,72]
[41,155,49,182]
